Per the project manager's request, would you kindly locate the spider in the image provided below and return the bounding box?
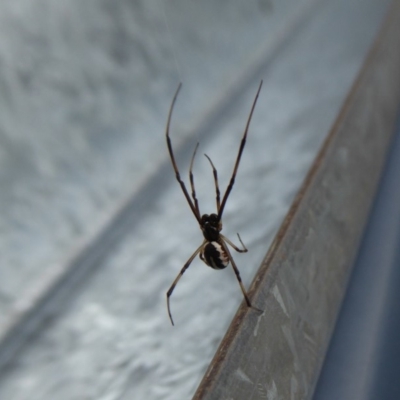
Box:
[165,80,263,325]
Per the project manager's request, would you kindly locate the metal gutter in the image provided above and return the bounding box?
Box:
[193,1,400,399]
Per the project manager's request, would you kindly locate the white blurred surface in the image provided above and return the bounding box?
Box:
[0,0,390,398]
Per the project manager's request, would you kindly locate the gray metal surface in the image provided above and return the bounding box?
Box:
[0,0,320,350]
[0,0,390,399]
[0,0,317,355]
[194,2,400,399]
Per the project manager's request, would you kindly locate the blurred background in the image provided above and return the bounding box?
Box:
[0,0,390,399]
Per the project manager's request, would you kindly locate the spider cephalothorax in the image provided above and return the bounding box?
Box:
[165,80,263,325]
[200,213,222,242]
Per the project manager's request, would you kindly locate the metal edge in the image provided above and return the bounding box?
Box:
[193,1,400,399]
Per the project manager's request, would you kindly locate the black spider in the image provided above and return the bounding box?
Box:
[165,81,263,325]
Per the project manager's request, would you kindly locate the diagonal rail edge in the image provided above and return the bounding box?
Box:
[193,1,400,399]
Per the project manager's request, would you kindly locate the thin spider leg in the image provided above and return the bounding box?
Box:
[221,233,248,253]
[236,233,247,252]
[204,154,221,211]
[218,80,263,220]
[220,241,252,307]
[189,142,201,216]
[166,83,201,223]
[166,242,205,326]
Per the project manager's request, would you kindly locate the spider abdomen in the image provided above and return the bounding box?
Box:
[201,241,229,270]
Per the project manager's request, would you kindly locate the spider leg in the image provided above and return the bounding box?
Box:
[221,233,248,253]
[166,83,201,224]
[218,80,263,220]
[166,242,205,326]
[220,241,252,308]
[204,154,221,211]
[189,142,201,216]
